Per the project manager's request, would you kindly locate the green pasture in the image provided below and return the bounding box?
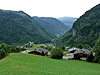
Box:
[0,53,100,75]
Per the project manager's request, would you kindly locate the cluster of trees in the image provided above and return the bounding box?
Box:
[86,37,100,63]
[75,44,91,50]
[51,48,63,59]
[0,43,25,59]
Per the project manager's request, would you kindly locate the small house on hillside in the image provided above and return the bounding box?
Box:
[28,48,48,56]
[65,47,69,50]
[68,47,81,53]
[73,49,91,60]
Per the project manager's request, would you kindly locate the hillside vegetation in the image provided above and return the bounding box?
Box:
[0,9,71,45]
[0,9,54,45]
[33,17,69,35]
[57,4,100,47]
[0,53,100,75]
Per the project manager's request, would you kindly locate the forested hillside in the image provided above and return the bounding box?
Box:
[57,4,100,47]
[0,9,54,45]
[57,17,77,28]
[33,17,69,35]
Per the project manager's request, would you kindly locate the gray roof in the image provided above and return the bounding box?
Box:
[74,49,91,55]
[82,49,91,54]
[68,47,81,52]
[34,48,48,53]
[74,50,83,54]
[30,48,48,54]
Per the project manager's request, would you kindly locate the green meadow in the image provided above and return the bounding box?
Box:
[0,53,100,75]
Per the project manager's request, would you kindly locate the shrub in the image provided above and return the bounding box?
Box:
[0,43,25,59]
[60,46,65,50]
[41,51,45,56]
[93,57,98,63]
[86,52,94,62]
[51,48,63,59]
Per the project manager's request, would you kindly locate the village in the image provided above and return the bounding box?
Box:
[20,42,93,61]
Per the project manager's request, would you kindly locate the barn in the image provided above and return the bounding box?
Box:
[28,48,48,56]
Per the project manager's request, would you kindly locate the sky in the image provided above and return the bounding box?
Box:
[0,0,100,18]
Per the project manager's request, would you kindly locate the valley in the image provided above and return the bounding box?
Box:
[0,1,100,75]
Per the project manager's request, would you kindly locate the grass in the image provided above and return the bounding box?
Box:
[27,44,44,51]
[63,50,70,56]
[0,53,100,75]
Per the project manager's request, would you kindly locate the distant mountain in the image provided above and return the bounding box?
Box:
[33,17,69,35]
[0,9,55,45]
[57,17,77,28]
[57,4,100,47]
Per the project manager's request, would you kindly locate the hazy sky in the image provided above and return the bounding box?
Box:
[0,0,100,18]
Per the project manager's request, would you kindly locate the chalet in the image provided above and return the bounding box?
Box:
[73,49,91,60]
[65,47,69,50]
[28,48,48,56]
[68,47,81,53]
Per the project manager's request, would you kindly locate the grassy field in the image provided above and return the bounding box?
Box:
[0,53,100,75]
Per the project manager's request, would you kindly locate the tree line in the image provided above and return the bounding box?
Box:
[0,43,25,59]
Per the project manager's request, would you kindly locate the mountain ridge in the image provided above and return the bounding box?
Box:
[0,9,53,45]
[57,4,100,47]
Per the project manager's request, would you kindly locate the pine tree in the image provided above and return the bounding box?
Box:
[86,52,94,62]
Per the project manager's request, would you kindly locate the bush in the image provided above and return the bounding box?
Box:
[86,52,94,62]
[41,51,45,56]
[93,57,98,63]
[0,43,25,59]
[60,46,65,50]
[51,48,63,59]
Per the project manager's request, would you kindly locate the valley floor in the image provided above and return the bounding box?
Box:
[0,53,100,75]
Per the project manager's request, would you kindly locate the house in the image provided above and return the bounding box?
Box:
[73,49,91,60]
[28,48,48,56]
[68,47,81,53]
[65,47,69,50]
[21,50,30,53]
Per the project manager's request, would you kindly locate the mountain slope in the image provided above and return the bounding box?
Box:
[33,17,69,35]
[57,4,100,47]
[0,9,52,45]
[57,17,77,28]
[12,11,56,39]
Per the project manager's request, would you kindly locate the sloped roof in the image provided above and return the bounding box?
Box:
[82,49,91,54]
[34,48,48,54]
[74,50,83,54]
[29,48,48,54]
[74,49,91,55]
[68,47,81,52]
